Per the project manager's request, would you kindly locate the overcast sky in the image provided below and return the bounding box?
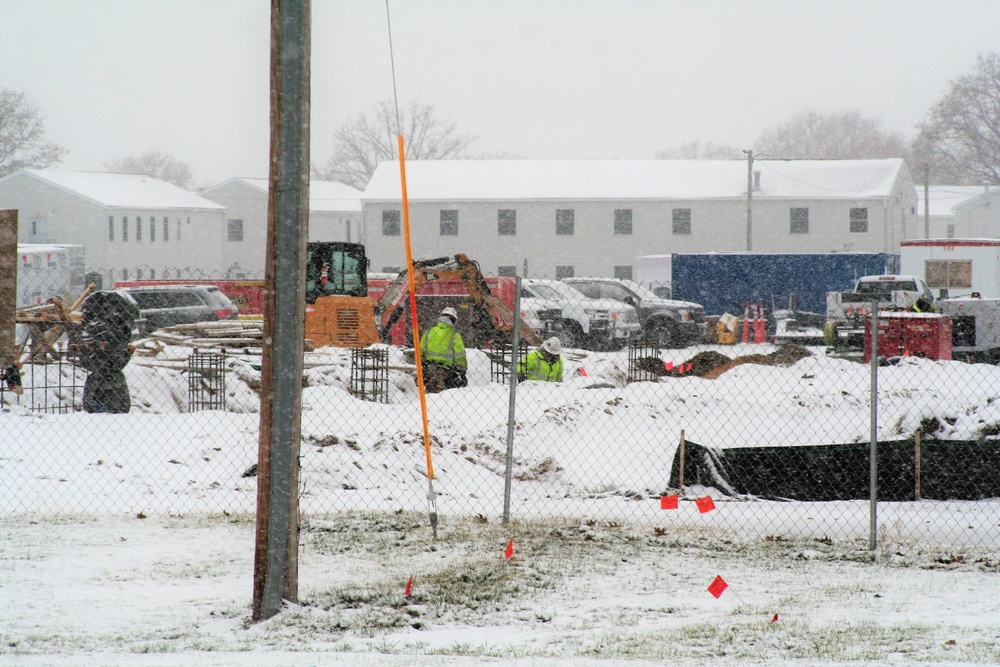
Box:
[2,0,999,188]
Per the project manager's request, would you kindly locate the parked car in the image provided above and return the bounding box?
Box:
[116,284,239,336]
[522,278,640,350]
[562,277,706,348]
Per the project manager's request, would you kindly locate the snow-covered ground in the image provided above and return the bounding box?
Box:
[2,341,999,664]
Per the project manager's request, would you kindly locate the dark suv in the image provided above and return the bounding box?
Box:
[117,285,239,336]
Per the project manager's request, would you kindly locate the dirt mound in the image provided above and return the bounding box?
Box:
[646,344,814,380]
[769,344,813,366]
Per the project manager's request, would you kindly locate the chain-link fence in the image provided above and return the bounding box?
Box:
[3,270,1000,550]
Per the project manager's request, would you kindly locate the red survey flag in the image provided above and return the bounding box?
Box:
[664,361,674,371]
[695,495,716,513]
[708,575,729,599]
[578,366,588,377]
[404,576,413,597]
[504,539,514,560]
[685,362,694,373]
[660,494,679,510]
[771,613,779,623]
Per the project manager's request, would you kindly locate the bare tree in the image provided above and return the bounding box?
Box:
[913,53,1000,185]
[104,150,194,189]
[315,100,475,190]
[0,85,67,177]
[655,141,743,159]
[754,110,909,160]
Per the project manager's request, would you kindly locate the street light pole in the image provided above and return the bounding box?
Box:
[743,149,753,251]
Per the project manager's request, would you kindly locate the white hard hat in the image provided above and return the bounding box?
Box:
[440,307,458,323]
[541,336,562,355]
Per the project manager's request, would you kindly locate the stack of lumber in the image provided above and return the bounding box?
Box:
[144,320,272,352]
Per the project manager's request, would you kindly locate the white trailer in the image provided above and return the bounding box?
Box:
[16,244,86,308]
[634,254,672,297]
[900,239,1000,299]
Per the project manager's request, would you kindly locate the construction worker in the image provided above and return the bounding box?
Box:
[419,307,468,392]
[518,336,564,383]
[76,291,138,413]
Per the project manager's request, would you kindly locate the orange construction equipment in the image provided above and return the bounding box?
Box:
[303,243,543,348]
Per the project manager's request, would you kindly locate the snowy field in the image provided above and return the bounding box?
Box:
[2,342,1000,664]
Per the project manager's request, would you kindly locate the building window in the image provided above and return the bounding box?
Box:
[122,216,128,242]
[150,269,156,279]
[163,217,169,242]
[108,216,114,241]
[790,207,809,234]
[150,218,156,242]
[382,266,401,273]
[556,265,574,279]
[228,219,244,242]
[440,210,458,236]
[850,207,868,233]
[136,268,143,280]
[177,218,182,241]
[925,260,972,289]
[382,210,401,236]
[614,208,633,235]
[136,216,142,241]
[556,209,575,235]
[672,208,691,235]
[614,265,633,280]
[498,265,517,277]
[122,268,129,280]
[947,224,955,239]
[498,209,516,235]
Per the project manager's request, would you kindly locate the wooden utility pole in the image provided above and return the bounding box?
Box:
[923,164,930,239]
[1,210,17,371]
[743,150,753,251]
[252,0,311,622]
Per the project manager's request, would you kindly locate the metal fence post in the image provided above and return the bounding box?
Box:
[503,277,522,524]
[869,300,879,553]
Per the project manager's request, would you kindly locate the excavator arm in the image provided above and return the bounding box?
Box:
[373,254,544,346]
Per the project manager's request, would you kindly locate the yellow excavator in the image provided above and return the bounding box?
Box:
[304,242,543,348]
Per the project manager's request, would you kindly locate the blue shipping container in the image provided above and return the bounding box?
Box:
[671,253,900,316]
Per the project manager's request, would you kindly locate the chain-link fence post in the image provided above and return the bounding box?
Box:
[503,277,522,524]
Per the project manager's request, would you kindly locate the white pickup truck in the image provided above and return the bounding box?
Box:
[521,278,641,350]
[825,274,935,347]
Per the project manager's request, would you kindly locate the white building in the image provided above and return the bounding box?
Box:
[200,178,363,277]
[952,187,1000,238]
[0,169,227,282]
[913,185,986,239]
[361,159,917,279]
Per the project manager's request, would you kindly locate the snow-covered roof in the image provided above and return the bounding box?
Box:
[363,159,909,202]
[9,169,225,210]
[951,187,1000,214]
[913,186,987,217]
[208,177,362,212]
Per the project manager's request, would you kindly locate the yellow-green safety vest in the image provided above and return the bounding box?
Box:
[518,349,563,382]
[420,322,467,368]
